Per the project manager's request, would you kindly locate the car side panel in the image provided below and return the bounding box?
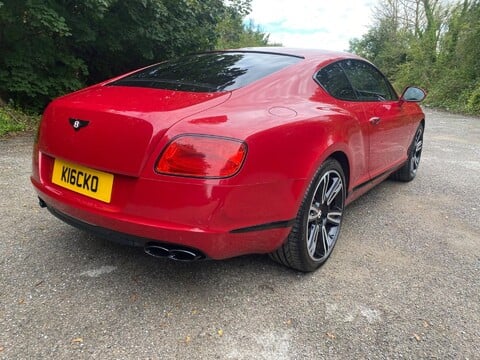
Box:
[307,87,371,193]
[159,107,366,217]
[362,100,419,178]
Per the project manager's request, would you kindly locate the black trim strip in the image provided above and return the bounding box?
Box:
[230,219,296,234]
[351,164,403,193]
[46,203,205,259]
[47,205,148,247]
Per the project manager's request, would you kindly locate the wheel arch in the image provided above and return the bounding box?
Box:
[328,151,350,192]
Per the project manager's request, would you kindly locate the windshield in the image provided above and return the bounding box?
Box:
[109,52,303,92]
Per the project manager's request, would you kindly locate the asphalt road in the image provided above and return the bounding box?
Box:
[1,109,479,359]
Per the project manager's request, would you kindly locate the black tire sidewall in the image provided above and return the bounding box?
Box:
[409,124,424,178]
[295,158,346,271]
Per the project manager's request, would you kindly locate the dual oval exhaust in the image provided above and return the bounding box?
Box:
[144,243,205,262]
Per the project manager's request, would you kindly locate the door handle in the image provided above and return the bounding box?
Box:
[369,117,381,125]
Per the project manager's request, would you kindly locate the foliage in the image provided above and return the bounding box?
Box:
[349,0,480,115]
[0,104,39,136]
[0,0,272,114]
[349,20,411,80]
[215,0,269,49]
[466,83,480,113]
[0,1,87,111]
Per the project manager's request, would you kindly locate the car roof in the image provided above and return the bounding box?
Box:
[234,47,360,62]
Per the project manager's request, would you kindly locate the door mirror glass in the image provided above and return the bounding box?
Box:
[401,86,426,102]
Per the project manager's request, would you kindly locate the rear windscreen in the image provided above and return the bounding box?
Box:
[109,52,303,92]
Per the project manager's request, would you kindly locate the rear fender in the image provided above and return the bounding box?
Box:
[242,116,358,214]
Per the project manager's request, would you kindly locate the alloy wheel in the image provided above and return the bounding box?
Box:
[411,127,423,175]
[306,169,344,261]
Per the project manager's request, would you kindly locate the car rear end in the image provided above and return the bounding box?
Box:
[31,51,305,260]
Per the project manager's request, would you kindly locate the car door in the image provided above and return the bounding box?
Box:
[313,61,372,189]
[340,59,412,178]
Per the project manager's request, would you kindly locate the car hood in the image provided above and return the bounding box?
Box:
[38,85,231,176]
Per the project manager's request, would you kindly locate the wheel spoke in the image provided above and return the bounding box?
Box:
[326,177,342,206]
[414,154,421,167]
[321,173,330,204]
[416,129,423,140]
[416,140,423,152]
[308,224,320,256]
[326,211,342,225]
[321,225,329,254]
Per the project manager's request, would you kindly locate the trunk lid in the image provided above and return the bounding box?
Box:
[39,85,230,176]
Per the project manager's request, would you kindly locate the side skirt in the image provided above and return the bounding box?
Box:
[346,162,405,205]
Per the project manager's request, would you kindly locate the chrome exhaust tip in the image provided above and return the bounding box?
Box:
[144,245,171,258]
[144,244,205,261]
[169,249,203,261]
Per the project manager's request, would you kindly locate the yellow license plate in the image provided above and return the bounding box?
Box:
[52,159,114,203]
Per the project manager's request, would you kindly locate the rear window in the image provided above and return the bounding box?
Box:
[109,52,303,92]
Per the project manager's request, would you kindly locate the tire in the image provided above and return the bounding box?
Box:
[270,158,346,272]
[391,123,424,182]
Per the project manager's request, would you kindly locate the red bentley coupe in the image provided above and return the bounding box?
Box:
[31,48,426,272]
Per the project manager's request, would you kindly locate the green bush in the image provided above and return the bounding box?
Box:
[349,0,480,116]
[0,105,39,136]
[466,84,480,114]
[0,0,270,114]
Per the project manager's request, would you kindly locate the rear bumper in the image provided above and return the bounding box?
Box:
[31,150,304,259]
[31,178,298,260]
[45,203,207,260]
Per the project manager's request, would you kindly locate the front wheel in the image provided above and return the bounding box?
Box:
[391,123,424,182]
[270,158,346,272]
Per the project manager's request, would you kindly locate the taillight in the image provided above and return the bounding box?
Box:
[155,135,247,178]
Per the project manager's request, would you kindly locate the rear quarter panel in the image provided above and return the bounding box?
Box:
[151,64,368,218]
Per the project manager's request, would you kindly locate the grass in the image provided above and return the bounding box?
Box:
[0,105,40,136]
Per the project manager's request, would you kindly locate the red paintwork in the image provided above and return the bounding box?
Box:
[31,48,425,259]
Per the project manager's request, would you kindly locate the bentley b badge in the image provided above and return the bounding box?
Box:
[69,118,90,131]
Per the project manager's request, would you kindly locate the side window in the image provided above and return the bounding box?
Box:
[340,60,398,101]
[315,63,357,101]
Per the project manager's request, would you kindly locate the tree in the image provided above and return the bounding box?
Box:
[349,17,411,79]
[80,0,226,85]
[0,0,88,110]
[432,0,480,112]
[0,0,270,112]
[215,0,270,49]
[349,0,480,114]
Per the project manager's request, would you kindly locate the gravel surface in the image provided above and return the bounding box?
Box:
[0,109,479,359]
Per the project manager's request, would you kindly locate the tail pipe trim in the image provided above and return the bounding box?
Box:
[144,243,205,262]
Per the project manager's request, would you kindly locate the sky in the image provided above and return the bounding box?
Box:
[246,0,376,51]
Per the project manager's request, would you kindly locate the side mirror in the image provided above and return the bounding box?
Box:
[401,86,427,102]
